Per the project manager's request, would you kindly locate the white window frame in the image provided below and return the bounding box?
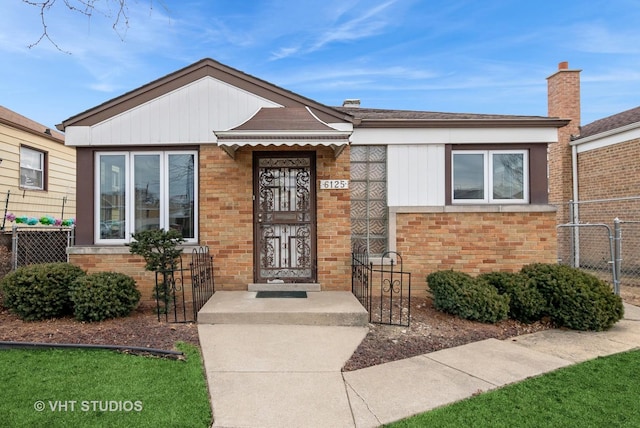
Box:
[95,151,198,244]
[20,146,45,190]
[452,149,529,204]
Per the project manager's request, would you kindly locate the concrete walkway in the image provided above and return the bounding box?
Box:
[198,303,640,428]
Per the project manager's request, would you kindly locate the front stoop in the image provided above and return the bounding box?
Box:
[197,291,369,327]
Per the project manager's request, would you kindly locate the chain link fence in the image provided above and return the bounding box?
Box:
[0,190,76,275]
[10,226,75,269]
[558,197,640,295]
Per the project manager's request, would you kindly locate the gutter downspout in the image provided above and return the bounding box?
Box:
[571,144,580,267]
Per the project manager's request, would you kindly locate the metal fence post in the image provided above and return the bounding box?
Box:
[569,200,579,268]
[613,218,622,295]
[1,190,9,231]
[11,224,17,270]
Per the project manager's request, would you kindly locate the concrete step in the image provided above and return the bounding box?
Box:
[197,291,369,327]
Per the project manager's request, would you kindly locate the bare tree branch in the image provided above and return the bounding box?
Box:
[21,0,158,52]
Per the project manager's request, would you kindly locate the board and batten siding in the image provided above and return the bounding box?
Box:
[387,144,445,206]
[65,76,282,146]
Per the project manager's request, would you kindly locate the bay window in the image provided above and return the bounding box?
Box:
[452,150,528,203]
[96,151,197,243]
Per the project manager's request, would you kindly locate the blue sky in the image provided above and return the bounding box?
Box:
[2,0,640,130]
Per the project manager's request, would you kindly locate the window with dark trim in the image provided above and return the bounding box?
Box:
[20,146,46,190]
[446,144,549,205]
[452,149,529,203]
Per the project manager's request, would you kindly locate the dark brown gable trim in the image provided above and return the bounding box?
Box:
[444,143,549,205]
[58,58,352,131]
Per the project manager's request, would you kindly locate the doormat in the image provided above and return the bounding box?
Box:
[255,291,308,298]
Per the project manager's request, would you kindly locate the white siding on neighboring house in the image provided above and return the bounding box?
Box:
[65,76,282,146]
[387,144,445,206]
[572,123,640,153]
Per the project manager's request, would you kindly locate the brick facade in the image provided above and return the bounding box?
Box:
[394,210,558,296]
[72,144,353,303]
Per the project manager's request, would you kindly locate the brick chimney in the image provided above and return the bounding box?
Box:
[547,61,581,224]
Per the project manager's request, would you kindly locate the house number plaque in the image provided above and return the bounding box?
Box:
[319,179,349,189]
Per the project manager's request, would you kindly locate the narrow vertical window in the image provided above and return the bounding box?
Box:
[168,153,195,239]
[351,146,388,255]
[133,154,161,233]
[98,154,127,240]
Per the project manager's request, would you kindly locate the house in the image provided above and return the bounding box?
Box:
[546,62,640,278]
[0,106,76,236]
[58,58,567,303]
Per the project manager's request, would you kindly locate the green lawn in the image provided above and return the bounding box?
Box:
[0,343,211,427]
[388,349,640,427]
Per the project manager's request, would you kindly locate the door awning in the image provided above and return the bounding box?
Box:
[214,107,351,159]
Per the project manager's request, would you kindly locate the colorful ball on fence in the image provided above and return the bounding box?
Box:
[5,212,16,222]
[26,217,38,225]
[39,216,54,225]
[15,216,27,224]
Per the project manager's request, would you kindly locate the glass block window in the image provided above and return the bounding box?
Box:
[350,145,387,255]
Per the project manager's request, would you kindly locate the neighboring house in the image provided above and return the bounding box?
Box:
[547,62,640,274]
[572,106,640,205]
[57,58,567,302]
[0,106,76,234]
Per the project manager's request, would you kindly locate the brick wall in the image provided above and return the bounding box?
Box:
[395,211,558,296]
[197,144,352,291]
[316,146,352,290]
[199,145,253,290]
[69,251,156,304]
[577,138,640,201]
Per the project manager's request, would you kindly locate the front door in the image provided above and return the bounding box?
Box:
[253,152,316,283]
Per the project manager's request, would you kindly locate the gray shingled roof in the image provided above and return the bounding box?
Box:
[334,106,552,121]
[578,105,640,139]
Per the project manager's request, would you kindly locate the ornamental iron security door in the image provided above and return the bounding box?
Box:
[254,153,316,283]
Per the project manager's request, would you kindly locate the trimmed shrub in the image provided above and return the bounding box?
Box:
[0,262,86,321]
[520,263,624,331]
[427,270,509,323]
[70,272,141,322]
[477,271,546,324]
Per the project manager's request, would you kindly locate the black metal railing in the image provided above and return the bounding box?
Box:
[352,247,411,326]
[155,246,215,323]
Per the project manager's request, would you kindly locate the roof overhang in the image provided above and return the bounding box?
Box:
[354,118,571,128]
[214,106,352,158]
[214,131,351,159]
